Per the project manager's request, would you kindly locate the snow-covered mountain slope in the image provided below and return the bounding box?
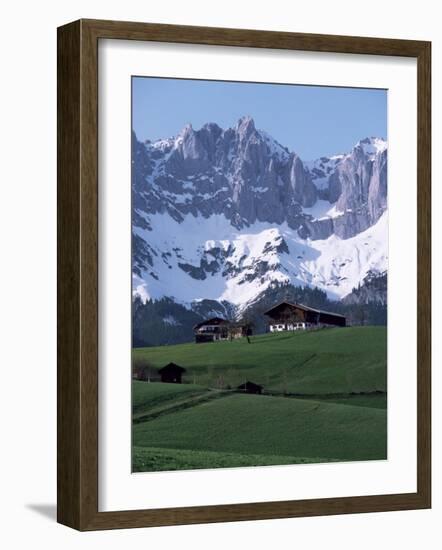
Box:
[132,117,388,312]
[133,210,388,310]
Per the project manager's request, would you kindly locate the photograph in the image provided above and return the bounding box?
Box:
[1,0,433,539]
[131,76,388,473]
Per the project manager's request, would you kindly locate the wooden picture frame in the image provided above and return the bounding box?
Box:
[57,18,431,530]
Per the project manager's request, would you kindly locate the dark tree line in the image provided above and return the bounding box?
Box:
[132,296,202,347]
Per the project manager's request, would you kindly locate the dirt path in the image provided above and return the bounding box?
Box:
[133,390,230,424]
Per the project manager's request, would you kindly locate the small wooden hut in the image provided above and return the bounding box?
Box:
[158,362,186,384]
[237,381,263,394]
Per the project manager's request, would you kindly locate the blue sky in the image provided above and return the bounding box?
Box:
[132,77,387,160]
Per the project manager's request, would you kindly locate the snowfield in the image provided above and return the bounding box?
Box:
[302,200,344,221]
[132,210,388,309]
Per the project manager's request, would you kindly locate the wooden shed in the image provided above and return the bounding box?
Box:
[158,362,186,384]
[237,381,263,394]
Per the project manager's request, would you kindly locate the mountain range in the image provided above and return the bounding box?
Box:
[132,116,388,341]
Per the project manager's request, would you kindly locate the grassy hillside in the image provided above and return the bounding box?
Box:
[132,446,339,472]
[132,326,387,472]
[133,382,207,417]
[133,392,386,463]
[133,326,387,394]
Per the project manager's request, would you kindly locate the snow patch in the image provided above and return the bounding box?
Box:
[358,137,387,157]
[132,211,388,308]
[163,315,181,326]
[302,200,344,221]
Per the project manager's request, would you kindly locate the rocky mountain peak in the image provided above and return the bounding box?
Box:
[132,120,388,315]
[355,136,387,157]
[133,120,387,241]
[180,122,193,135]
[236,115,256,137]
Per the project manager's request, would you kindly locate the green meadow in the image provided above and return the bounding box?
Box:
[132,326,387,472]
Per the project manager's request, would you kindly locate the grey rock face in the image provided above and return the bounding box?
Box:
[333,140,387,234]
[132,116,323,232]
[298,218,334,240]
[342,271,387,305]
[368,148,388,221]
[132,119,387,247]
[303,137,388,240]
[289,155,317,207]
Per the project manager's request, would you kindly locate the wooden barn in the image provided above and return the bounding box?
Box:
[158,362,186,384]
[237,381,263,394]
[264,301,346,332]
[193,318,252,343]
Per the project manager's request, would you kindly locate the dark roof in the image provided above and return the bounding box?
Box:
[158,362,186,373]
[264,301,345,319]
[237,381,263,390]
[193,317,230,330]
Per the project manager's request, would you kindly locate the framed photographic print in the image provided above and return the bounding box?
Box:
[57,19,431,530]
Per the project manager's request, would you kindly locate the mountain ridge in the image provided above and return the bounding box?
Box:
[133,116,387,238]
[132,116,388,318]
